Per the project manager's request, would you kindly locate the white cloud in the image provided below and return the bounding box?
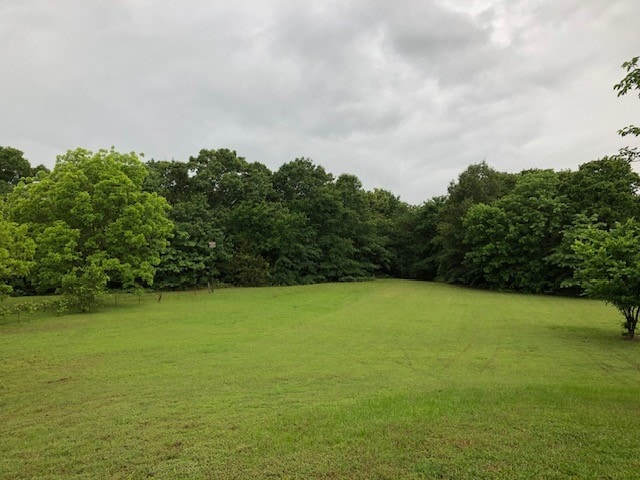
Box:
[1,0,638,203]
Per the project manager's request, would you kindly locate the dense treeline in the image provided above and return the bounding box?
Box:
[429,156,640,294]
[144,150,397,288]
[2,143,639,302]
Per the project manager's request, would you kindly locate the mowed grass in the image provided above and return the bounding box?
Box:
[1,280,640,479]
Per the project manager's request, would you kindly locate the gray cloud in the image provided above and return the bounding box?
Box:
[1,0,638,203]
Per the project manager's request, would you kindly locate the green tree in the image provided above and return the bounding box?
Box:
[154,194,230,290]
[8,148,173,309]
[367,188,416,278]
[412,196,446,280]
[0,147,48,195]
[333,174,386,280]
[188,149,275,215]
[463,170,569,293]
[435,162,516,284]
[187,149,280,286]
[273,158,333,283]
[143,159,192,205]
[558,156,640,228]
[571,219,640,339]
[274,160,381,283]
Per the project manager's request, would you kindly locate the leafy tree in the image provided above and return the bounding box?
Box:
[0,147,48,195]
[0,200,35,298]
[274,160,383,282]
[222,248,271,287]
[143,159,192,205]
[154,194,230,290]
[463,170,569,293]
[558,155,640,228]
[367,188,416,278]
[272,159,334,283]
[186,149,281,285]
[60,263,109,312]
[412,196,446,280]
[188,149,275,215]
[571,219,640,339]
[333,174,385,279]
[7,148,173,309]
[548,214,604,296]
[273,158,332,203]
[0,147,31,193]
[435,162,516,283]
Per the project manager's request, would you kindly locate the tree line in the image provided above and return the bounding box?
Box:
[0,147,637,291]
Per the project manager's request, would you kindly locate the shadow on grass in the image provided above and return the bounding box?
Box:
[548,323,626,341]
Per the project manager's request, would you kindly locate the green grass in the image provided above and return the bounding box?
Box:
[1,279,640,479]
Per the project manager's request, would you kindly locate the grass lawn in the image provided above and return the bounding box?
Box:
[1,279,639,479]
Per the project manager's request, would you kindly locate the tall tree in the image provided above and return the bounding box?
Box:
[272,159,334,283]
[188,149,275,215]
[334,174,386,279]
[185,149,278,285]
[435,162,516,284]
[463,170,569,293]
[367,188,415,278]
[273,160,382,282]
[8,148,173,309]
[412,196,446,280]
[143,159,192,205]
[154,194,230,290]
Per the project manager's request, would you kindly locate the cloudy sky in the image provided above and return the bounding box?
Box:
[1,0,638,204]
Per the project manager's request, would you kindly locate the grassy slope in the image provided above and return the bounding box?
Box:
[1,279,639,479]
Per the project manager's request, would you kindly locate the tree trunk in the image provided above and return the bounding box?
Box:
[623,307,638,340]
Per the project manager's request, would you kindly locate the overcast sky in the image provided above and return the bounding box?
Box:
[1,0,638,204]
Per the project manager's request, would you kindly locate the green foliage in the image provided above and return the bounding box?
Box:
[189,148,275,214]
[614,56,640,138]
[60,263,109,312]
[154,194,230,290]
[0,146,47,195]
[367,188,416,278]
[571,219,640,338]
[412,196,446,280]
[435,162,517,283]
[148,150,285,288]
[559,155,640,227]
[274,162,381,283]
[7,148,173,302]
[547,214,603,295]
[143,159,192,205]
[463,170,569,293]
[222,249,271,287]
[0,200,35,298]
[0,297,69,320]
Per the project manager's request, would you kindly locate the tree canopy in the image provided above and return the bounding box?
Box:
[7,148,173,310]
[571,219,640,339]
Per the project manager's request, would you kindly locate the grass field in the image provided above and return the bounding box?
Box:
[1,279,640,479]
